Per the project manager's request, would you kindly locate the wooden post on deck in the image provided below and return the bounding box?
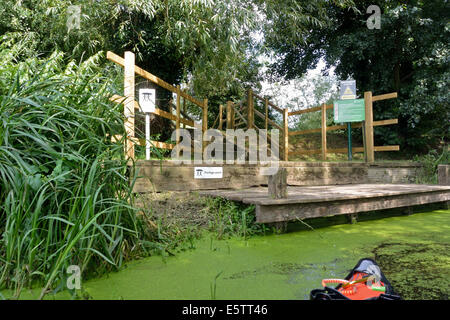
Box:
[268,168,288,199]
[364,91,375,162]
[438,164,450,185]
[321,103,327,161]
[123,51,135,161]
[268,167,288,232]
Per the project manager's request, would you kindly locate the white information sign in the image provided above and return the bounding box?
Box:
[194,167,223,179]
[139,88,156,160]
[139,88,156,113]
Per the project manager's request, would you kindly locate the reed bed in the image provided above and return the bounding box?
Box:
[0,40,150,299]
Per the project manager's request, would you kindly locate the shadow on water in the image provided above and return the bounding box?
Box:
[285,202,448,233]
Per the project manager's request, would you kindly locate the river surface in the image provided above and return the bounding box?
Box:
[6,209,450,300]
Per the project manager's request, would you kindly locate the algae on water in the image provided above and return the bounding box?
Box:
[2,209,449,300]
[374,242,450,300]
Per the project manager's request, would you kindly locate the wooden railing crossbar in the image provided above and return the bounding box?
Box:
[288,92,399,161]
[107,51,208,160]
[108,51,399,164]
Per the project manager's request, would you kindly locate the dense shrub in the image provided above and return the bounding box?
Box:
[0,38,150,299]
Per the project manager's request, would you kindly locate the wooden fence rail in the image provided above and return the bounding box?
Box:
[107,51,399,164]
[287,92,399,161]
[106,51,207,161]
[223,90,288,160]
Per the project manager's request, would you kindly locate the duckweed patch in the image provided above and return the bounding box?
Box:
[226,260,345,280]
[2,209,449,300]
[374,242,450,300]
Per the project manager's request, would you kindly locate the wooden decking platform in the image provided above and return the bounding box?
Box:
[200,184,450,223]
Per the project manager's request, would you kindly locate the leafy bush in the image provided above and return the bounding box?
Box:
[206,197,266,239]
[0,39,150,299]
[413,146,449,184]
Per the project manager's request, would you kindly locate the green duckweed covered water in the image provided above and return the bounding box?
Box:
[5,209,450,300]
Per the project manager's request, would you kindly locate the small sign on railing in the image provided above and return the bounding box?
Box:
[139,88,156,160]
[194,167,223,179]
[139,88,156,113]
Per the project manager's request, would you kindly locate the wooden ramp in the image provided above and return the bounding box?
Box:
[200,184,450,223]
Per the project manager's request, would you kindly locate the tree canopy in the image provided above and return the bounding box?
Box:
[1,0,447,153]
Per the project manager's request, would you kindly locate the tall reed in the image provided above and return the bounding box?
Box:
[0,39,149,299]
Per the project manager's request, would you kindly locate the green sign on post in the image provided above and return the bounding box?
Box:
[334,99,365,161]
[333,99,365,123]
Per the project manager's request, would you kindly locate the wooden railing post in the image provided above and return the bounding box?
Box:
[226,101,232,129]
[231,104,235,129]
[124,51,135,161]
[265,98,269,130]
[321,103,327,161]
[182,90,186,129]
[202,98,208,151]
[283,108,289,161]
[364,91,374,162]
[176,85,181,144]
[218,104,223,130]
[247,89,254,129]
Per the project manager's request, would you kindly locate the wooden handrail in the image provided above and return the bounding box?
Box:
[252,92,284,113]
[254,108,283,131]
[372,92,397,102]
[232,105,248,124]
[107,51,204,109]
[110,135,175,150]
[211,112,220,129]
[289,145,399,156]
[109,95,197,127]
[289,118,398,136]
[288,104,333,117]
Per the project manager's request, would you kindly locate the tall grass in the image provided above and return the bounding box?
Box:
[205,197,265,239]
[0,39,149,299]
[413,146,450,184]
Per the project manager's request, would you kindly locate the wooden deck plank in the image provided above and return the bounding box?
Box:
[201,184,450,205]
[200,187,269,202]
[245,184,450,205]
[199,184,450,224]
[255,191,449,223]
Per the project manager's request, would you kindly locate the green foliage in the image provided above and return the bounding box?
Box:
[210,270,223,300]
[0,0,115,59]
[0,40,152,299]
[0,0,261,98]
[413,146,449,184]
[263,72,339,131]
[0,0,360,132]
[205,197,266,239]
